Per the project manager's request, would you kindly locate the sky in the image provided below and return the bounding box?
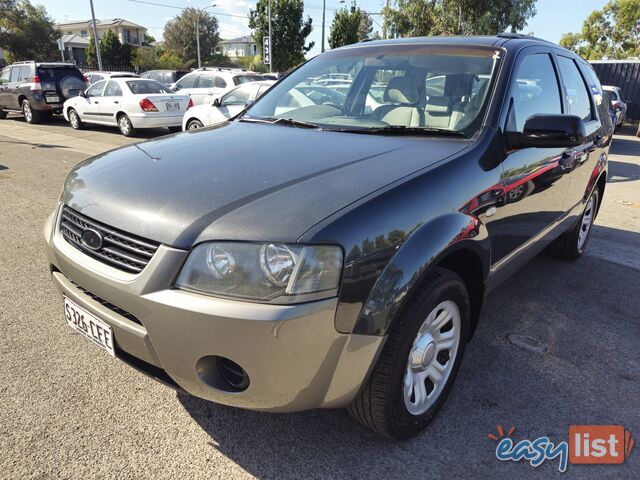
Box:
[36,0,609,57]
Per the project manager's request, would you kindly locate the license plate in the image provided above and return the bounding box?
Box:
[46,95,60,103]
[166,102,180,111]
[64,297,115,356]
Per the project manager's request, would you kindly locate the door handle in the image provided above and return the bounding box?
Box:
[113,101,119,104]
[93,101,99,104]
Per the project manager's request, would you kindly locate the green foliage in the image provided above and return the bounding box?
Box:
[87,29,133,68]
[561,0,640,60]
[0,0,59,62]
[233,55,269,73]
[143,32,156,46]
[382,0,537,38]
[249,0,314,72]
[329,4,373,48]
[163,7,220,67]
[133,45,187,70]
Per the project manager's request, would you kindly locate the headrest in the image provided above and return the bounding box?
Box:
[445,74,473,97]
[384,77,419,105]
[425,97,452,113]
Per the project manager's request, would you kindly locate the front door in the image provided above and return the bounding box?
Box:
[491,49,573,263]
[100,80,124,125]
[79,80,107,123]
[0,67,12,108]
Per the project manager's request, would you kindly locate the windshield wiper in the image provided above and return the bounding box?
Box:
[336,125,467,137]
[240,116,320,129]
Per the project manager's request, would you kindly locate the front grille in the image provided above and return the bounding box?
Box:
[60,206,160,274]
[69,278,143,326]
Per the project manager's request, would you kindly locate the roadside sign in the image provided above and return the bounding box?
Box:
[263,36,271,65]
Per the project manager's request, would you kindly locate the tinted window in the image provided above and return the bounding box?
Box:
[511,54,561,131]
[197,74,216,88]
[37,66,83,82]
[125,80,170,94]
[557,56,592,121]
[87,81,106,97]
[0,68,11,83]
[233,75,262,86]
[176,74,197,89]
[104,81,123,97]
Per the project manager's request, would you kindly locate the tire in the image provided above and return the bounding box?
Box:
[22,99,41,124]
[68,109,83,130]
[187,119,204,130]
[117,114,135,137]
[548,187,599,260]
[0,110,7,120]
[168,126,181,133]
[348,267,470,440]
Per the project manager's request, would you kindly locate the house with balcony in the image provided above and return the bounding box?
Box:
[216,35,258,59]
[56,18,147,64]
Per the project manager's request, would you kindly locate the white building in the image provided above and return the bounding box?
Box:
[216,36,258,59]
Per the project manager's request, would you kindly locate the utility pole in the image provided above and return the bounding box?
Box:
[268,0,272,72]
[196,3,216,69]
[89,0,103,70]
[321,0,326,52]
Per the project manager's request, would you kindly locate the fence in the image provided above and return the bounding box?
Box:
[76,64,140,74]
[591,60,640,121]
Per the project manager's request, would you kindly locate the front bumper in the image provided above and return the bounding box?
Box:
[44,205,383,411]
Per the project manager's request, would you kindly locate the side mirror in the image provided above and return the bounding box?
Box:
[80,90,86,98]
[507,114,586,149]
[212,97,221,107]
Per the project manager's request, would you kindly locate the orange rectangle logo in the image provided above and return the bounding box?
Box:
[569,425,626,464]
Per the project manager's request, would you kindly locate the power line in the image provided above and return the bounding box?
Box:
[127,0,248,19]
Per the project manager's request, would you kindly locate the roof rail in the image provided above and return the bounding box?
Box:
[497,32,553,44]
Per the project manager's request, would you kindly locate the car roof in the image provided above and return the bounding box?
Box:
[335,33,573,56]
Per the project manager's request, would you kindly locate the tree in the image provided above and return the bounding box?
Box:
[163,7,219,67]
[329,3,373,48]
[560,0,640,59]
[249,0,314,72]
[382,0,537,38]
[87,29,133,68]
[143,32,156,46]
[0,0,58,62]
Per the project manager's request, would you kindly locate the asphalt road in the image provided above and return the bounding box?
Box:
[0,114,638,479]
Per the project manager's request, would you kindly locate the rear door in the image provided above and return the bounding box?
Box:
[491,48,573,262]
[8,65,29,109]
[555,55,606,221]
[37,66,86,102]
[173,73,198,99]
[191,73,227,105]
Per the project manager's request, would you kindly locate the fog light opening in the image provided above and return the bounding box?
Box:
[196,355,250,393]
[217,357,250,391]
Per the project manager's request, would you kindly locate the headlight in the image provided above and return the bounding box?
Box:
[175,242,343,303]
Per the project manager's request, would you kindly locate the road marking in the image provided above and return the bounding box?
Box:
[0,123,117,156]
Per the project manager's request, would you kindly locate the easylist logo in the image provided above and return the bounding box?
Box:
[570,425,634,465]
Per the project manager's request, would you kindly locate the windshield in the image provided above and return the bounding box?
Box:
[126,80,172,94]
[244,44,499,135]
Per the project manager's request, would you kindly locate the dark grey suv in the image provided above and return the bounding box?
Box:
[0,61,87,123]
[45,35,612,439]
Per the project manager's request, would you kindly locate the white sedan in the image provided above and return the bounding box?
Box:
[182,80,275,130]
[63,78,192,136]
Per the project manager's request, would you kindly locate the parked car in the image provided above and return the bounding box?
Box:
[0,61,87,123]
[62,78,192,136]
[602,85,627,127]
[85,71,139,84]
[171,67,265,106]
[45,34,611,439]
[139,69,189,88]
[603,90,621,131]
[182,80,275,130]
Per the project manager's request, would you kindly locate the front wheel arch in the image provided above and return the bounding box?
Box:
[351,213,490,337]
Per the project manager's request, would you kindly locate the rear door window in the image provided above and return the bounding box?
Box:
[103,81,123,97]
[215,76,227,88]
[557,56,593,122]
[197,74,215,88]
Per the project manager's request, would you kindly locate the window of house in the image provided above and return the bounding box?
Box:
[81,30,88,38]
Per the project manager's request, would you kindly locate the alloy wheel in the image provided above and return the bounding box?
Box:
[403,300,461,416]
[119,116,131,135]
[22,102,32,122]
[578,192,596,250]
[70,110,79,128]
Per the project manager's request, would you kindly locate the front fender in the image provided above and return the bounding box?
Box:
[351,213,490,336]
